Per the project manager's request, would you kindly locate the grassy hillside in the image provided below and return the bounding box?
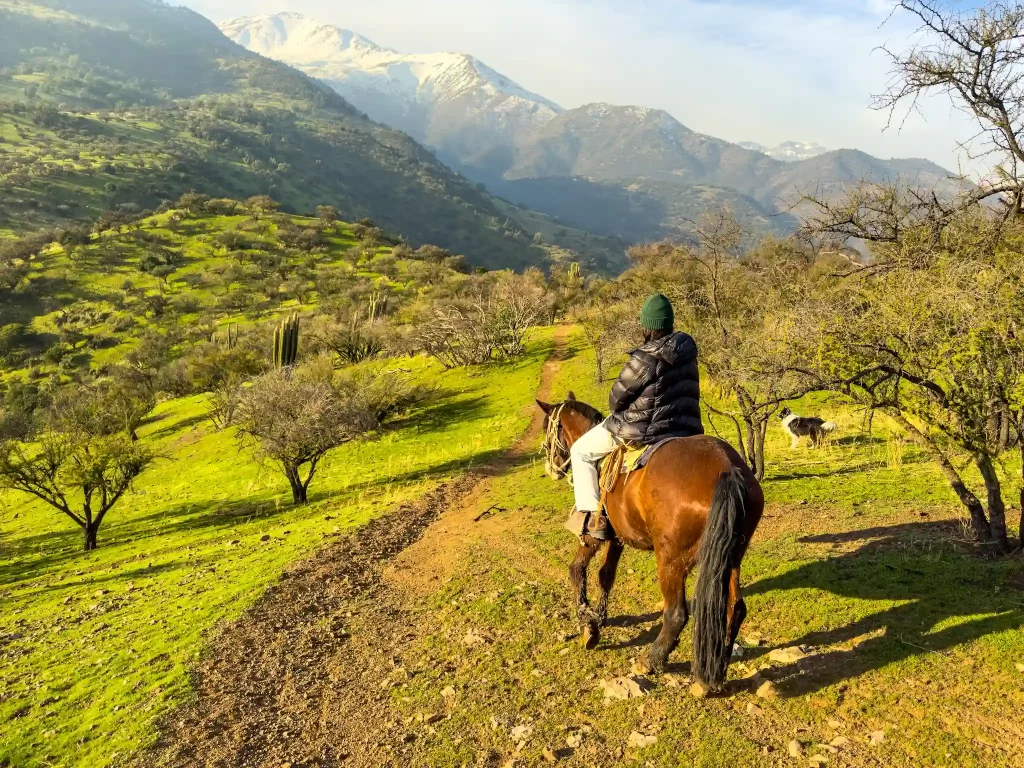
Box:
[0,326,557,768]
[0,0,559,271]
[370,329,1024,767]
[0,200,474,388]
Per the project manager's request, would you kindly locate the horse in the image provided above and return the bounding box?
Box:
[536,393,764,691]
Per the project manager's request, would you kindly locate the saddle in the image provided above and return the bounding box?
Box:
[598,437,678,496]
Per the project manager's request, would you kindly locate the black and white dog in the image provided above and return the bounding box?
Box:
[779,407,837,449]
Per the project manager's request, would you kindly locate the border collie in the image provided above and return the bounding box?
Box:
[779,407,837,448]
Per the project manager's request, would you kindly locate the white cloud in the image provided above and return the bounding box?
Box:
[183,0,985,174]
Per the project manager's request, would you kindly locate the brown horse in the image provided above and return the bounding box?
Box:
[536,393,764,691]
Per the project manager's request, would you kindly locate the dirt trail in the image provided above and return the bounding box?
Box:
[143,328,572,768]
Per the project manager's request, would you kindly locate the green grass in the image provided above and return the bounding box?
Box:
[0,206,456,387]
[0,329,556,768]
[380,328,1024,767]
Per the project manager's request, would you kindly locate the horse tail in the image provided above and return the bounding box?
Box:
[692,467,749,690]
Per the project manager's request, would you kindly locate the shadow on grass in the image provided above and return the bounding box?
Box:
[744,521,1024,697]
[768,461,886,483]
[830,434,886,448]
[0,441,512,587]
[144,411,210,440]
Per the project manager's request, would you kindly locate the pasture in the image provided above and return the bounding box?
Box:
[1,327,1023,767]
[0,330,554,767]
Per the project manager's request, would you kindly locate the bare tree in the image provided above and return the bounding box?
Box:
[795,0,1024,552]
[0,390,153,550]
[235,369,376,503]
[576,302,635,383]
[673,214,817,480]
[877,1,1024,211]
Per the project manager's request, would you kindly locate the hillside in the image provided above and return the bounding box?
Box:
[223,13,965,245]
[0,197,478,394]
[0,0,564,272]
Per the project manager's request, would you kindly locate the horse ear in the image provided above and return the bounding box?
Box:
[536,400,553,414]
[565,391,576,401]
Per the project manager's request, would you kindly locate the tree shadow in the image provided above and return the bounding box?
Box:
[768,462,880,482]
[144,411,210,439]
[743,521,1024,697]
[830,433,886,448]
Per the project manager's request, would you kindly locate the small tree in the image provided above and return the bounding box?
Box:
[316,205,339,230]
[577,302,634,383]
[99,372,156,441]
[0,391,153,550]
[235,369,375,503]
[246,195,279,223]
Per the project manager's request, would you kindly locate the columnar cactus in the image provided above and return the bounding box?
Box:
[274,313,300,369]
[211,322,238,348]
[367,291,387,324]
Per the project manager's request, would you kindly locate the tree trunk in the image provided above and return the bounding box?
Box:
[743,417,758,477]
[84,523,99,551]
[285,467,307,504]
[752,419,768,482]
[887,410,992,542]
[975,454,1011,554]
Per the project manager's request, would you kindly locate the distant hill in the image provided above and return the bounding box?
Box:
[0,0,573,272]
[0,201,467,379]
[223,12,967,244]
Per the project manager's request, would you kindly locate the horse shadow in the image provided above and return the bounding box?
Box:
[741,521,1024,697]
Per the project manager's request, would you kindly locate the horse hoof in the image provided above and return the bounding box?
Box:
[582,623,600,650]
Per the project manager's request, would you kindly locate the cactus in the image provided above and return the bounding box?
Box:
[568,262,582,282]
[212,323,238,348]
[367,291,387,324]
[274,313,300,369]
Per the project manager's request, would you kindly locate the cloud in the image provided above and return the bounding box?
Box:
[182,0,982,173]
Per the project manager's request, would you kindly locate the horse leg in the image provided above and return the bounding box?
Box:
[643,562,690,674]
[726,566,747,655]
[569,536,602,649]
[594,539,624,628]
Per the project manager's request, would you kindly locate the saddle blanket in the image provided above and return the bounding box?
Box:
[608,436,680,476]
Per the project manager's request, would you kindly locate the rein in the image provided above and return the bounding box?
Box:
[543,403,572,476]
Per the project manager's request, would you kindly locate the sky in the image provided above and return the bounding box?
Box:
[180,0,985,175]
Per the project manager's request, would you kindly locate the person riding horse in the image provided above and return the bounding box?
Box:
[567,293,703,540]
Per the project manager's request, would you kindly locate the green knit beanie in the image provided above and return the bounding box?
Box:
[640,293,674,331]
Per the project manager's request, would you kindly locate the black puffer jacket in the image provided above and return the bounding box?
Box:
[605,331,703,443]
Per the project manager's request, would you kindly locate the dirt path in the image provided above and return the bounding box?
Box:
[143,328,572,768]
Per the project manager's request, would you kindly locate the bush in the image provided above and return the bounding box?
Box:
[235,368,375,503]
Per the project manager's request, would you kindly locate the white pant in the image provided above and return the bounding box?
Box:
[570,421,620,512]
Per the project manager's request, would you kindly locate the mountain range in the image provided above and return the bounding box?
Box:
[1,0,632,272]
[220,12,963,244]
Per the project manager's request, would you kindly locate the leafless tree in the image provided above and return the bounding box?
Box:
[0,390,153,550]
[235,369,376,504]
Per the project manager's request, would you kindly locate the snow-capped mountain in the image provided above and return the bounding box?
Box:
[219,13,562,176]
[739,140,830,162]
[221,12,959,246]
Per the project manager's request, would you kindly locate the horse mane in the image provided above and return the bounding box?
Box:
[562,399,604,426]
